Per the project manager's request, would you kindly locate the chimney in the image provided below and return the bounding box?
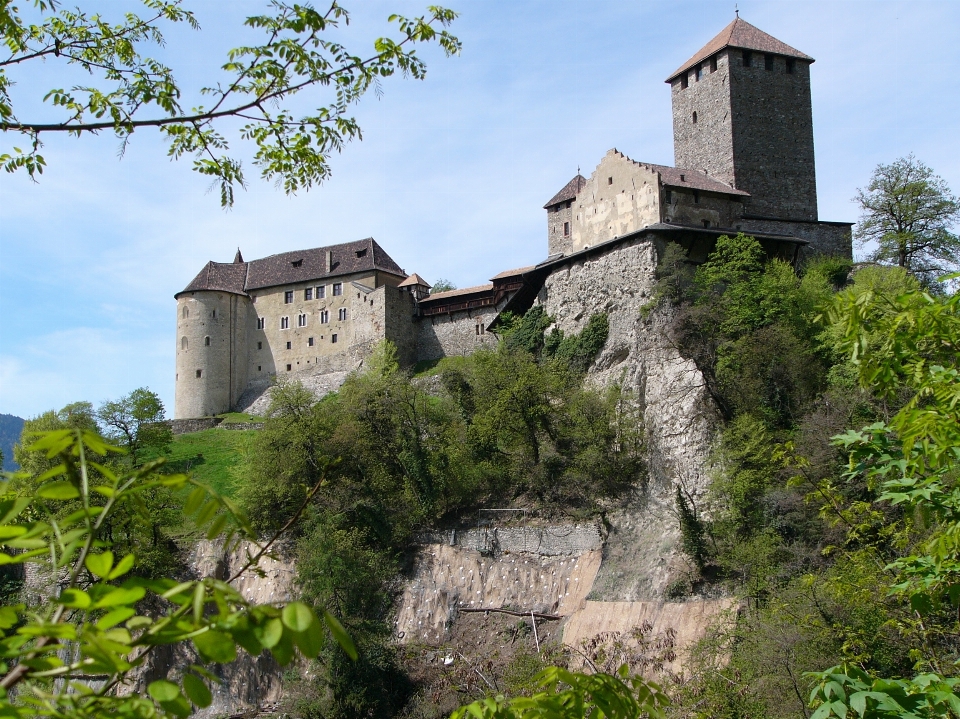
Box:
[325,250,332,273]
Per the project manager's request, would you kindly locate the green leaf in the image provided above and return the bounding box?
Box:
[92,586,145,608]
[148,680,180,703]
[269,628,295,666]
[254,617,283,649]
[292,615,324,658]
[281,601,314,633]
[37,480,79,500]
[57,589,91,609]
[85,551,114,579]
[182,673,212,708]
[96,607,136,630]
[193,630,237,664]
[323,609,357,660]
[107,553,135,580]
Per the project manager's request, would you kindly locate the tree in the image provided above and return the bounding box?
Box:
[0,1,460,206]
[854,155,960,285]
[97,387,173,467]
[12,402,99,477]
[430,278,457,293]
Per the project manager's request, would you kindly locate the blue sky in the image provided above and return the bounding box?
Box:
[1,0,959,420]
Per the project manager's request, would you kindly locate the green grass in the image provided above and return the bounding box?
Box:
[157,428,256,498]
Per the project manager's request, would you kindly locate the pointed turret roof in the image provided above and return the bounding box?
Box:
[666,17,813,82]
[543,174,587,209]
[398,273,431,288]
[233,248,244,263]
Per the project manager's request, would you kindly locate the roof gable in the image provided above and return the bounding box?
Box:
[544,174,587,208]
[666,17,813,82]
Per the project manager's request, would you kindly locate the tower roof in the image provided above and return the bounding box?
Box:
[398,273,431,288]
[543,174,587,208]
[666,17,814,82]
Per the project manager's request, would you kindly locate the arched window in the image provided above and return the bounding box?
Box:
[182,306,189,319]
[181,337,188,350]
[204,336,211,346]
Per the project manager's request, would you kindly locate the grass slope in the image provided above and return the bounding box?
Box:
[157,428,255,499]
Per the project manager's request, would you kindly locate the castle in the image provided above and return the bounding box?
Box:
[174,18,852,420]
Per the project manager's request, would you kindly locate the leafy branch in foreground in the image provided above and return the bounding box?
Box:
[0,428,353,718]
[0,0,460,206]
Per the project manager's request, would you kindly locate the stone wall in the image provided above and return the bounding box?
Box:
[536,238,720,599]
[665,186,743,229]
[415,307,499,362]
[547,202,574,256]
[170,417,223,435]
[740,216,853,259]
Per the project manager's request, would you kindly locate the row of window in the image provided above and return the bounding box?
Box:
[679,51,796,89]
[181,307,217,319]
[258,307,346,331]
[285,283,342,304]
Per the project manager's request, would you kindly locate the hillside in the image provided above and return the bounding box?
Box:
[0,414,24,471]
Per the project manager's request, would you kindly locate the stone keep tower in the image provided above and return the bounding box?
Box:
[667,18,818,221]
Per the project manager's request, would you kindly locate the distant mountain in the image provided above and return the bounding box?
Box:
[0,414,25,471]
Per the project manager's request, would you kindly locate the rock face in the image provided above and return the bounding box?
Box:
[536,237,720,599]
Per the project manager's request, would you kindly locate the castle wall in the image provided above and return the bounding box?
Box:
[416,307,499,362]
[671,48,736,187]
[175,292,249,419]
[663,186,743,229]
[383,286,418,367]
[547,203,574,256]
[739,217,852,259]
[571,151,660,252]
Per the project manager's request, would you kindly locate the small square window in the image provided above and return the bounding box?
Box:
[607,177,613,185]
[308,337,314,347]
[257,341,262,350]
[257,317,265,330]
[286,364,292,371]
[286,341,292,350]
[204,336,210,346]
[331,333,338,344]
[317,285,325,298]
[332,283,342,296]
[196,369,202,378]
[284,291,294,304]
[563,221,570,236]
[258,365,262,371]
[680,74,688,89]
[702,220,710,228]
[305,288,313,300]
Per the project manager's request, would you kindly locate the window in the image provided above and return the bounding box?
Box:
[331,333,338,344]
[480,323,485,334]
[305,287,313,300]
[332,283,342,296]
[181,337,188,350]
[563,221,570,236]
[291,259,302,268]
[257,317,265,330]
[680,74,688,89]
[196,369,202,378]
[182,306,189,319]
[693,191,700,204]
[317,285,325,298]
[692,111,698,124]
[258,365,262,372]
[257,341,262,350]
[742,50,752,67]
[696,64,704,81]
[607,177,613,185]
[308,337,314,347]
[204,336,210,346]
[298,314,307,327]
[286,364,292,371]
[476,324,480,335]
[786,58,795,74]
[702,219,710,228]
[665,189,672,204]
[281,316,289,329]
[286,341,291,350]
[765,54,774,71]
[284,291,294,304]
[356,248,367,258]
[338,308,347,321]
[320,310,329,324]
[710,56,717,72]
[211,309,216,319]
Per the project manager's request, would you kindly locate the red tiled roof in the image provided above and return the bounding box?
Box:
[544,175,587,208]
[491,266,535,280]
[420,284,494,303]
[642,162,750,196]
[666,17,813,82]
[176,238,406,297]
[398,273,431,288]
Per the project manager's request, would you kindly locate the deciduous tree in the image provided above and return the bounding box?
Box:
[0,0,460,206]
